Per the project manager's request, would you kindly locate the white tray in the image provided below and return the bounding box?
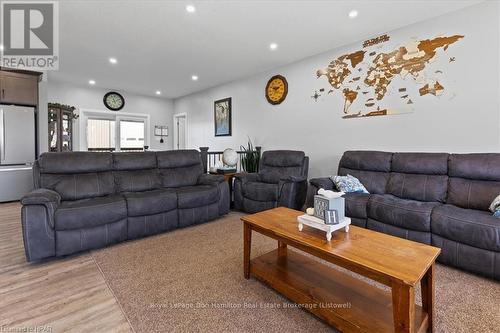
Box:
[297,214,351,241]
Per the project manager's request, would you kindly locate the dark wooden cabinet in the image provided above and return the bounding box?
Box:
[49,103,76,152]
[0,71,39,106]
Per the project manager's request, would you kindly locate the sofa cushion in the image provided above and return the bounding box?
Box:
[40,172,115,201]
[449,153,500,181]
[259,171,283,184]
[447,153,500,211]
[123,189,177,217]
[157,150,202,168]
[114,170,162,193]
[447,178,500,212]
[261,150,305,167]
[343,193,370,219]
[387,173,448,203]
[367,194,439,232]
[387,152,449,203]
[431,204,500,252]
[337,151,392,195]
[337,169,389,194]
[242,182,278,202]
[54,195,127,231]
[39,152,112,174]
[157,150,203,188]
[259,151,306,180]
[113,152,157,170]
[339,151,393,172]
[177,185,219,209]
[391,152,449,175]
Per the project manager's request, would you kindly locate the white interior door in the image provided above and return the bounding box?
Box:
[173,113,187,150]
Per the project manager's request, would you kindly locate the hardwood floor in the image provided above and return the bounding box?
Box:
[0,202,132,333]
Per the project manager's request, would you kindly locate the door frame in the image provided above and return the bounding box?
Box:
[173,112,188,150]
[79,108,150,151]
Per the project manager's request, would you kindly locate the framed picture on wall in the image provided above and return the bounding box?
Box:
[214,97,232,136]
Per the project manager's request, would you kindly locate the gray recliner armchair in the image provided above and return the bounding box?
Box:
[234,150,309,213]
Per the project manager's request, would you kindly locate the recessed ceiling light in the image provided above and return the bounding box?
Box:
[186,4,196,13]
[89,80,96,85]
[191,75,198,81]
[348,10,358,19]
[155,90,161,95]
[109,57,117,64]
[269,43,278,51]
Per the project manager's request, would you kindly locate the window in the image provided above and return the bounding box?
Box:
[80,109,149,152]
[119,120,145,150]
[87,118,116,151]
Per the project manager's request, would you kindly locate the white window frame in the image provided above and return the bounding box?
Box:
[79,108,150,151]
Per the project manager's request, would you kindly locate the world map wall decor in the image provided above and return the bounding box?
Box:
[313,34,464,119]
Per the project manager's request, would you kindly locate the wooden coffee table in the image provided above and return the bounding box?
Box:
[241,207,441,333]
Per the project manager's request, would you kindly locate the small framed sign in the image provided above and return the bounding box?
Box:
[154,125,168,136]
[324,210,339,225]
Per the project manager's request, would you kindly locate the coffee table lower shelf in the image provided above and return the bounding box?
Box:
[250,249,428,333]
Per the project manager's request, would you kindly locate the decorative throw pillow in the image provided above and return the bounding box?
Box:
[330,174,369,194]
[490,195,500,217]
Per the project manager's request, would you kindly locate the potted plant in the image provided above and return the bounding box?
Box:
[240,138,260,173]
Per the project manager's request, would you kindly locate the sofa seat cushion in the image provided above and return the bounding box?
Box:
[176,185,219,209]
[431,204,500,252]
[343,193,370,219]
[54,195,127,231]
[123,189,177,217]
[242,182,278,202]
[367,194,439,232]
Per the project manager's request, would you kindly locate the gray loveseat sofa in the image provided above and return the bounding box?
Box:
[234,150,309,213]
[21,150,230,262]
[307,151,500,280]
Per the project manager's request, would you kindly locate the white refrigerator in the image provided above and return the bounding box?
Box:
[0,105,36,165]
[0,105,36,202]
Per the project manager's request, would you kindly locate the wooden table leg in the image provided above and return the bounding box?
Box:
[421,264,435,332]
[391,282,415,333]
[243,222,252,279]
[278,241,287,257]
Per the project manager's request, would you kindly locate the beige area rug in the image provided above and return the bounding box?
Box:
[92,212,500,333]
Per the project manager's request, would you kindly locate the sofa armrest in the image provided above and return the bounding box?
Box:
[305,177,335,208]
[280,175,307,183]
[309,177,335,191]
[278,176,308,210]
[21,188,61,207]
[21,189,58,261]
[21,189,60,229]
[197,173,225,185]
[234,172,260,184]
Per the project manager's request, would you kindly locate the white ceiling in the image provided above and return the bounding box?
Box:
[49,0,483,99]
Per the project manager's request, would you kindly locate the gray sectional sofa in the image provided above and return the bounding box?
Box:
[234,150,309,213]
[21,150,229,262]
[307,151,500,280]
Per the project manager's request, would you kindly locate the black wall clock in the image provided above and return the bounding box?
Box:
[103,92,125,111]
